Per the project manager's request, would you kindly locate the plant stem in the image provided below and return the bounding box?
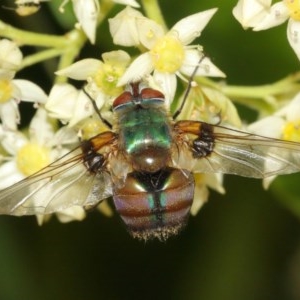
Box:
[141,0,167,30]
[20,48,63,70]
[0,20,66,47]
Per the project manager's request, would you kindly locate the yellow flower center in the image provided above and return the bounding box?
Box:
[0,80,13,103]
[93,64,125,96]
[282,121,300,142]
[150,35,185,73]
[284,0,300,21]
[16,143,50,176]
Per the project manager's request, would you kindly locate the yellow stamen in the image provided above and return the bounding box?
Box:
[0,80,13,103]
[93,64,125,96]
[282,121,300,142]
[16,143,50,176]
[284,0,300,21]
[150,35,185,73]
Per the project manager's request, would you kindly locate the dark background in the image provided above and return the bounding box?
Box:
[1,1,300,299]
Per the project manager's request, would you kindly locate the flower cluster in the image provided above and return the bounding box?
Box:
[0,0,299,225]
[0,2,228,223]
[233,0,300,60]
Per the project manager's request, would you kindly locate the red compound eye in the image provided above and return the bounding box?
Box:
[113,83,165,110]
[140,88,165,101]
[112,91,133,109]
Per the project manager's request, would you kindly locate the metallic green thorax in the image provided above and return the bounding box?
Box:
[115,101,172,156]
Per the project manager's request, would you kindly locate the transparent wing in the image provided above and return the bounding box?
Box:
[0,132,117,216]
[175,120,300,178]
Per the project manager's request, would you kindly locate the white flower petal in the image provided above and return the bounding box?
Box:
[287,18,300,60]
[279,91,300,121]
[102,50,131,68]
[29,108,54,145]
[152,72,177,106]
[109,7,143,46]
[118,52,153,86]
[0,161,23,189]
[253,2,289,31]
[13,79,47,103]
[248,115,285,138]
[190,177,208,216]
[180,50,226,78]
[0,101,19,130]
[136,18,164,49]
[233,0,272,28]
[51,126,78,147]
[263,176,276,189]
[171,8,218,45]
[114,0,140,7]
[56,59,103,79]
[1,128,27,155]
[56,206,86,222]
[0,39,23,74]
[68,89,97,127]
[46,83,78,121]
[72,0,100,44]
[205,173,225,194]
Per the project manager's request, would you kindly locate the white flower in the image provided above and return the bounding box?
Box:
[176,84,242,128]
[233,0,300,60]
[0,39,48,129]
[0,39,22,79]
[60,0,139,44]
[56,50,130,125]
[46,83,100,127]
[0,108,78,189]
[249,92,300,140]
[0,107,83,223]
[72,0,100,44]
[113,8,225,103]
[109,6,152,47]
[248,91,300,187]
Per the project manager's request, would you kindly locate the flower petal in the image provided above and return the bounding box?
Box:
[0,101,19,130]
[72,0,100,44]
[277,91,300,121]
[29,108,55,145]
[0,161,23,189]
[136,18,164,49]
[13,80,47,103]
[46,83,78,121]
[102,50,131,67]
[56,59,103,79]
[1,127,27,155]
[118,52,153,86]
[171,8,218,45]
[0,39,23,77]
[109,7,143,46]
[56,206,86,222]
[253,2,289,31]
[232,0,272,28]
[287,18,300,60]
[180,49,226,78]
[68,89,100,127]
[190,174,209,216]
[114,0,140,7]
[152,71,177,106]
[248,115,285,138]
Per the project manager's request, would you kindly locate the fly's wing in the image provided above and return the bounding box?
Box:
[0,132,117,216]
[174,120,300,178]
